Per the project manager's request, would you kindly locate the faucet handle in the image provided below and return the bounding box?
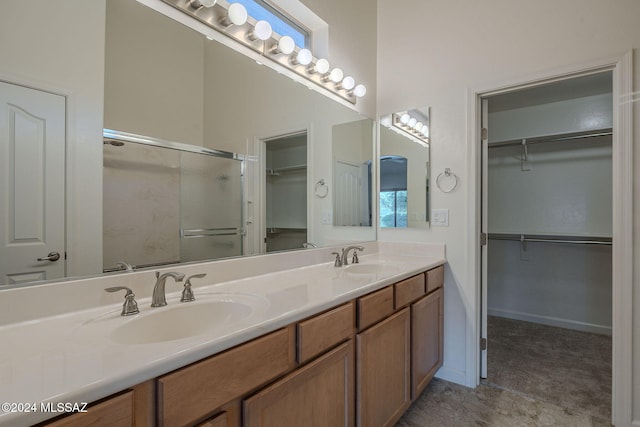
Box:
[105,286,140,316]
[331,252,342,267]
[181,273,207,302]
[352,248,362,264]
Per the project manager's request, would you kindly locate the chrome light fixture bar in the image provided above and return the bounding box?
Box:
[161,0,366,104]
[391,111,430,145]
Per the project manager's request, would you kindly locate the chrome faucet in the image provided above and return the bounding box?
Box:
[151,271,185,307]
[340,246,364,266]
[115,261,135,272]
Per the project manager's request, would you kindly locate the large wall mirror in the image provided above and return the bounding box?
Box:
[379,108,430,229]
[0,0,375,288]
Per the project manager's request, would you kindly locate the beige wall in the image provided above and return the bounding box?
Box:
[300,0,377,118]
[0,0,106,277]
[104,0,204,145]
[378,0,639,423]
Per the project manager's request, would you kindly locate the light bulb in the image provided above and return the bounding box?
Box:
[249,20,272,41]
[415,122,423,131]
[422,127,429,137]
[329,68,344,83]
[314,59,330,74]
[408,118,417,128]
[222,3,248,26]
[342,76,355,90]
[190,0,216,8]
[294,48,313,66]
[400,113,410,125]
[274,35,295,55]
[353,84,367,98]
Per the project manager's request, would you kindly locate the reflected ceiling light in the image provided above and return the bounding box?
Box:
[248,20,272,41]
[328,68,344,84]
[341,76,355,91]
[391,110,429,144]
[272,35,295,55]
[189,0,216,8]
[310,58,330,74]
[292,48,313,66]
[165,0,367,104]
[353,84,367,98]
[221,3,248,26]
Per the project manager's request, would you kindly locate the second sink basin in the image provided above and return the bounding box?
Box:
[106,293,267,345]
[344,262,400,276]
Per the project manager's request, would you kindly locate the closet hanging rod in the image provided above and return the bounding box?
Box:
[488,233,612,246]
[488,128,612,149]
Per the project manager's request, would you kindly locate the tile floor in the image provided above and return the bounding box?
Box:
[396,316,612,427]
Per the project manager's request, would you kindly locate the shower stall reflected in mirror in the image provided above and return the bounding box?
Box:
[103,133,243,271]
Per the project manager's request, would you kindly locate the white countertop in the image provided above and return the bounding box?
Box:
[0,243,445,426]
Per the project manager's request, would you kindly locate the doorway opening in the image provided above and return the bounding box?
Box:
[261,131,308,253]
[479,71,613,422]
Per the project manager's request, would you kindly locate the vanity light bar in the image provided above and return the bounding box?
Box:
[161,0,366,104]
[392,112,430,145]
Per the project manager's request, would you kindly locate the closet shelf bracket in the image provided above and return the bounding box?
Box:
[521,139,531,172]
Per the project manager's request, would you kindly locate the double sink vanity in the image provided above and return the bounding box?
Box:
[0,242,445,426]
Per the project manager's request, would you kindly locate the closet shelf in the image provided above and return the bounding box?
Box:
[488,128,612,149]
[488,233,612,246]
[266,227,307,234]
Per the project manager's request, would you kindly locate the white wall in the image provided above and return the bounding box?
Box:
[0,0,105,278]
[377,2,640,423]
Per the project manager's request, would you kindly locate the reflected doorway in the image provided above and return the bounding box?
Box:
[262,132,308,253]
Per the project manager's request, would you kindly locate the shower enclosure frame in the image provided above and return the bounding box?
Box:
[103,129,246,268]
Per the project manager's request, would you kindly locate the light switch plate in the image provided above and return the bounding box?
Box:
[431,209,449,227]
[321,210,333,225]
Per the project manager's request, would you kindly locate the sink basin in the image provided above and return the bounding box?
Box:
[110,299,253,345]
[344,263,400,276]
[73,293,268,346]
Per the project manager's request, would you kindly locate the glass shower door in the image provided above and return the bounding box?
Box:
[180,153,243,262]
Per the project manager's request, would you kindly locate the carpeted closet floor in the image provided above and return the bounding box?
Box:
[396,316,612,426]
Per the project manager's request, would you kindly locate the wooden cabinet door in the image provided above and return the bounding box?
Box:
[356,308,410,427]
[411,287,444,399]
[244,340,354,427]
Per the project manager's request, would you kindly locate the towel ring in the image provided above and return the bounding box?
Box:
[436,168,459,193]
[314,179,329,198]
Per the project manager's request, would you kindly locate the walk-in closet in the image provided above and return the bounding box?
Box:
[482,72,613,417]
[264,133,308,252]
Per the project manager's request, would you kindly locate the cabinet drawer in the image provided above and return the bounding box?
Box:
[394,274,425,309]
[357,286,394,331]
[43,391,134,427]
[297,302,355,363]
[158,326,296,426]
[426,265,444,293]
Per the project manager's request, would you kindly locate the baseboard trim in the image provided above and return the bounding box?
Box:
[434,365,467,387]
[488,308,612,336]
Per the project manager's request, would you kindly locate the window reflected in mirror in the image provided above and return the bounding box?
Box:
[380,156,408,228]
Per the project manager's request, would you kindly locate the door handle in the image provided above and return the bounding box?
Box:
[37,252,60,262]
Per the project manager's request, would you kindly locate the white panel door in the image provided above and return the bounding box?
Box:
[334,159,361,226]
[0,82,66,286]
